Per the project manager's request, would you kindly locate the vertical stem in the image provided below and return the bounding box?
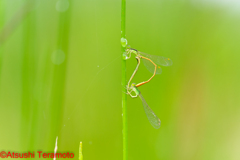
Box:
[121,0,127,160]
[48,0,72,149]
[21,3,36,151]
[79,141,83,160]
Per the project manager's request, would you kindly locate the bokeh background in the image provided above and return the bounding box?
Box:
[1,0,240,159]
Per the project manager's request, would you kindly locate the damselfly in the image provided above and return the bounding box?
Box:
[126,57,161,129]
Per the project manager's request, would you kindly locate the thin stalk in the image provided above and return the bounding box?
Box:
[121,0,127,160]
[79,141,83,160]
[21,4,37,151]
[48,0,72,149]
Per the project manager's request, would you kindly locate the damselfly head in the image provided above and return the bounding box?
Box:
[127,83,140,98]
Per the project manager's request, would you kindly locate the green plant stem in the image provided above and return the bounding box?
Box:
[121,0,127,160]
[21,3,37,151]
[48,1,72,149]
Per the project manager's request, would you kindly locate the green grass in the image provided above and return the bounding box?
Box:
[20,2,37,151]
[48,0,72,151]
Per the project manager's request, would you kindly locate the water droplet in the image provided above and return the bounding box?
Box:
[56,0,69,12]
[121,37,128,47]
[51,49,65,65]
[122,113,123,116]
[97,65,99,67]
[122,52,128,60]
[89,141,92,145]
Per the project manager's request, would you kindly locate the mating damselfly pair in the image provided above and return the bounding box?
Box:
[125,46,172,129]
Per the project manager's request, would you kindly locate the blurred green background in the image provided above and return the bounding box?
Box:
[1,0,240,159]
